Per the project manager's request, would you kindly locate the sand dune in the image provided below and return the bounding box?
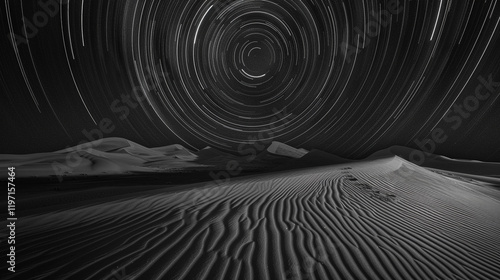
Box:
[5,156,500,279]
[276,149,353,171]
[372,146,500,178]
[193,147,242,167]
[266,141,308,159]
[0,138,202,177]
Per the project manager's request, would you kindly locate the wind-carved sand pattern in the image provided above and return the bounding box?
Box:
[6,157,500,279]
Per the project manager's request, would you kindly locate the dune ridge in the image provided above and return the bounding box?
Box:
[4,157,500,279]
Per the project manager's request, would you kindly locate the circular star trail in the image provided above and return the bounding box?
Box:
[125,0,337,150]
[1,0,500,161]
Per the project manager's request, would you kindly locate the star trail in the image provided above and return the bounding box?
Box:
[1,0,500,161]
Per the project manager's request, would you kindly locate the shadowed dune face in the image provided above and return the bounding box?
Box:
[6,157,500,279]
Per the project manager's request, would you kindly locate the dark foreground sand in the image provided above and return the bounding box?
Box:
[3,157,500,279]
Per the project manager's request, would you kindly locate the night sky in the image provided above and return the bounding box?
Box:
[1,0,500,161]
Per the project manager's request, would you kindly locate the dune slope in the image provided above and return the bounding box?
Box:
[5,157,500,279]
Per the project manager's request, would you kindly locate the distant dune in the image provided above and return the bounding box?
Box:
[5,156,500,279]
[191,144,299,172]
[0,138,203,177]
[151,144,197,159]
[266,141,308,159]
[194,147,242,167]
[371,146,500,185]
[276,149,353,171]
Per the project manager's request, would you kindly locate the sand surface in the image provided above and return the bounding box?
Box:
[3,157,500,279]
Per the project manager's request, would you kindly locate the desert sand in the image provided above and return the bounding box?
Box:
[3,156,500,279]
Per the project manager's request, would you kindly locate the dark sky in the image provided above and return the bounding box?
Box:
[1,0,500,161]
